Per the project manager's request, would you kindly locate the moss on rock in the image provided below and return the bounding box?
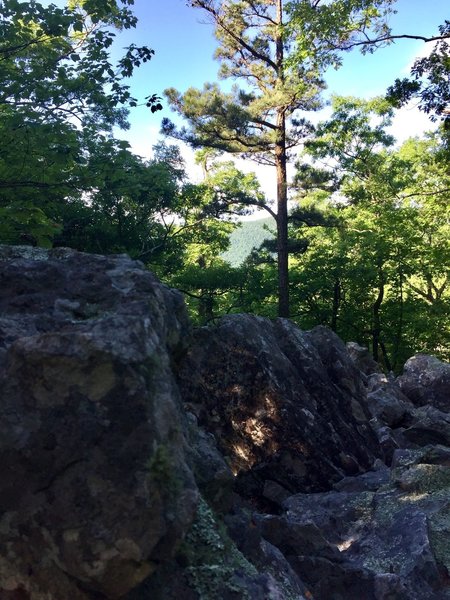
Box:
[178,497,257,599]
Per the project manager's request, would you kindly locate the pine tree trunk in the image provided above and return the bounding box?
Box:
[276,136,289,318]
[275,0,289,318]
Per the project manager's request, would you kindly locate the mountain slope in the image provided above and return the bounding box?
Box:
[222,216,276,266]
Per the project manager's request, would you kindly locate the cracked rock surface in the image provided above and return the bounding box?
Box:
[0,246,198,599]
[1,246,449,600]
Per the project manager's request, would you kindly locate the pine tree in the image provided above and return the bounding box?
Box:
[163,0,395,316]
[163,0,325,317]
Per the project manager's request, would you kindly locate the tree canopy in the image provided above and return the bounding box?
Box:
[0,0,448,367]
[162,0,408,317]
[0,0,159,245]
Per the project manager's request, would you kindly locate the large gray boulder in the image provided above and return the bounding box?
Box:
[397,354,450,412]
[258,445,450,599]
[177,314,383,501]
[0,246,198,599]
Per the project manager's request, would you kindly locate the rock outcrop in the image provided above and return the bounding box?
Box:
[397,354,450,412]
[258,445,450,599]
[177,315,382,503]
[0,247,198,599]
[0,246,449,600]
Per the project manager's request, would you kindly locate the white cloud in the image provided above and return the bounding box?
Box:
[390,40,440,144]
[389,103,438,145]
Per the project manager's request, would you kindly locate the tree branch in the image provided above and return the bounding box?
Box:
[191,0,278,72]
[340,32,450,51]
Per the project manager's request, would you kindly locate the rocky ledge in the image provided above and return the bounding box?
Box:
[0,246,449,600]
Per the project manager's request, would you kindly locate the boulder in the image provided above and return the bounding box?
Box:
[403,405,450,447]
[397,354,450,412]
[367,373,415,429]
[270,446,450,600]
[347,341,381,376]
[0,246,198,599]
[177,315,382,500]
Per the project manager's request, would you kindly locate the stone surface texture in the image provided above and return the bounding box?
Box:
[397,354,450,412]
[1,246,449,600]
[269,444,450,600]
[177,315,382,500]
[0,246,198,599]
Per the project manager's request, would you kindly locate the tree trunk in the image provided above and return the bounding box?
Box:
[331,278,341,331]
[198,292,214,324]
[275,0,289,318]
[392,266,404,372]
[372,267,385,363]
[276,135,289,318]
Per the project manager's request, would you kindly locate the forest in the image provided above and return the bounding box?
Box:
[0,0,449,372]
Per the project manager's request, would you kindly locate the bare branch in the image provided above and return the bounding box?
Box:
[340,32,450,51]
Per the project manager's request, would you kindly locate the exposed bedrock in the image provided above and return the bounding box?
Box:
[0,246,449,600]
[177,314,383,502]
[0,246,198,599]
[397,354,450,413]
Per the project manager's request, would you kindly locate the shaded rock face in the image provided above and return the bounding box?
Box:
[0,247,198,599]
[367,373,413,429]
[1,246,449,600]
[260,445,450,600]
[362,364,450,459]
[346,341,381,376]
[177,314,382,500]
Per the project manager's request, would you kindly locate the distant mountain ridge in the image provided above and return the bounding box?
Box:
[222,216,276,266]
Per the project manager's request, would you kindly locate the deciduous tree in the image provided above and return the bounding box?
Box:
[0,0,159,244]
[296,97,449,367]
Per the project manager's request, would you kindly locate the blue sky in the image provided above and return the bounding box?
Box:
[114,0,449,99]
[107,0,448,166]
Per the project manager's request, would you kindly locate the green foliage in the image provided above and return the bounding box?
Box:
[162,158,271,323]
[164,0,330,316]
[0,0,159,247]
[293,105,449,369]
[287,2,449,124]
[197,159,267,217]
[40,140,183,267]
[170,261,245,324]
[0,203,61,248]
[164,0,403,317]
[1,0,447,368]
[286,0,396,68]
[304,95,396,170]
[386,21,450,122]
[0,0,156,125]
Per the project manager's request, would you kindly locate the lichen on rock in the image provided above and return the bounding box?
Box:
[0,246,198,599]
